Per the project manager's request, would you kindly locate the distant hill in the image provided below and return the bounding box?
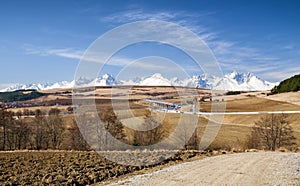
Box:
[0,90,46,103]
[271,74,300,94]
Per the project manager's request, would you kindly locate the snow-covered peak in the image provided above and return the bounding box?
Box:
[226,70,239,79]
[215,71,277,91]
[97,73,117,86]
[139,73,171,86]
[73,76,93,87]
[44,81,73,90]
[151,73,165,79]
[225,71,257,83]
[181,75,211,89]
[170,77,181,86]
[1,83,49,92]
[225,71,251,84]
[0,72,278,92]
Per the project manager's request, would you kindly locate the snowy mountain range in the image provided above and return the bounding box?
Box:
[1,71,277,92]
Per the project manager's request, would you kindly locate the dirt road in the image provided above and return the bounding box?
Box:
[108,152,300,186]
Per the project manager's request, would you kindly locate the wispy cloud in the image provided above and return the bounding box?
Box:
[100,9,214,35]
[282,44,295,50]
[100,9,287,78]
[100,9,213,24]
[262,66,300,81]
[23,44,83,59]
[24,9,299,82]
[22,44,168,71]
[101,9,178,22]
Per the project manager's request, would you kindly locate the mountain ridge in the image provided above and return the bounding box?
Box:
[1,71,278,92]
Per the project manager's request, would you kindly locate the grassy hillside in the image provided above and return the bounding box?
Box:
[0,90,46,103]
[271,74,300,94]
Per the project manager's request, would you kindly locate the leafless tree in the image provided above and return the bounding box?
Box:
[46,109,64,149]
[0,108,14,150]
[133,111,165,147]
[69,118,89,150]
[174,113,199,150]
[99,109,125,147]
[14,119,30,150]
[249,114,296,151]
[33,109,48,150]
[75,112,102,150]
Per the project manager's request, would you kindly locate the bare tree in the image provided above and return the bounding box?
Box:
[99,109,126,146]
[33,109,48,150]
[249,114,296,151]
[0,108,14,150]
[14,119,30,150]
[133,111,165,147]
[6,112,16,150]
[69,118,89,150]
[173,113,199,150]
[46,109,64,149]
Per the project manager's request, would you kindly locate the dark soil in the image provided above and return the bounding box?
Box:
[0,150,215,185]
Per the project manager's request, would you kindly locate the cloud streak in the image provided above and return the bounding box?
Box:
[23,9,299,82]
[23,44,84,59]
[100,9,213,24]
[100,9,290,79]
[22,44,169,72]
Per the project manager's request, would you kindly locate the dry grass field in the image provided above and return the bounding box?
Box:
[7,86,300,148]
[199,93,300,147]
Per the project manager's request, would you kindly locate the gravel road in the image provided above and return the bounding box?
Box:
[108,152,300,186]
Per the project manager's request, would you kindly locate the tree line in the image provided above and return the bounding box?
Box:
[271,74,300,94]
[0,107,169,151]
[0,107,89,151]
[0,106,296,151]
[0,90,46,103]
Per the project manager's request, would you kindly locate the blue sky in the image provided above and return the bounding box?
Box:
[0,0,299,88]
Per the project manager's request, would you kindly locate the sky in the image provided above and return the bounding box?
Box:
[0,0,299,88]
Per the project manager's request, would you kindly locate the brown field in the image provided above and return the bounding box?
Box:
[6,86,300,147]
[0,150,216,185]
[1,86,300,184]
